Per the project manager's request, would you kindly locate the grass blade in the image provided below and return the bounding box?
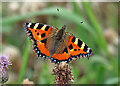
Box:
[17,38,31,84]
[82,2,108,53]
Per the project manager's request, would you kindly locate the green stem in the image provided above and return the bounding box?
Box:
[17,38,31,84]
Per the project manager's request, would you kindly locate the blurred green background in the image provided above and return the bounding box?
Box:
[1,2,119,84]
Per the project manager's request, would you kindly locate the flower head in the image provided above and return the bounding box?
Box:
[0,54,12,72]
[0,54,12,84]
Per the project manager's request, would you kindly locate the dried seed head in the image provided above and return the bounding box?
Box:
[53,62,74,84]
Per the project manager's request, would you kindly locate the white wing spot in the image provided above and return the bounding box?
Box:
[27,23,32,27]
[87,48,90,53]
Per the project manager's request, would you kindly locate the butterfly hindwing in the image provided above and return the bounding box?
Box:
[67,36,93,59]
[51,47,72,63]
[33,39,50,59]
[24,23,54,42]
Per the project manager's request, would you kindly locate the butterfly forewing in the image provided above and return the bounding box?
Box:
[67,35,93,59]
[24,23,54,42]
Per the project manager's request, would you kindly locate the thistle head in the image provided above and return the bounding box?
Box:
[0,54,12,84]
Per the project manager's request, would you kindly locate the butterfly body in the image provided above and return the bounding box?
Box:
[24,23,93,64]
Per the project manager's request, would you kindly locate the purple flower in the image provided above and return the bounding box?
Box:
[0,54,12,84]
[0,54,12,72]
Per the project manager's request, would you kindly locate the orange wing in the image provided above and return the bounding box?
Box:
[33,39,72,64]
[67,36,93,59]
[24,23,55,61]
[51,47,72,63]
[33,39,50,59]
[24,23,54,42]
[50,36,93,64]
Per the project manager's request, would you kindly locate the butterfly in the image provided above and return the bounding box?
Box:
[24,23,93,64]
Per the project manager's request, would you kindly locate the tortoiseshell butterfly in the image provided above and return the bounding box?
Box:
[24,23,93,64]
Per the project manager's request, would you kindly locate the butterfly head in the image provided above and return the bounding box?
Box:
[55,25,66,40]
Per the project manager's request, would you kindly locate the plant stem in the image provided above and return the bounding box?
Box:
[17,38,31,84]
